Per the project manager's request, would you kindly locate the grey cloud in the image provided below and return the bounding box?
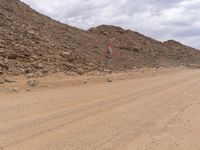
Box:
[21,0,200,49]
[173,27,200,38]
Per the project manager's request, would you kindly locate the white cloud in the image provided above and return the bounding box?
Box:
[21,0,200,49]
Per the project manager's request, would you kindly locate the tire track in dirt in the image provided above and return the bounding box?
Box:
[1,69,200,150]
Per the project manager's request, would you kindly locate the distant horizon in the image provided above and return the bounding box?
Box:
[21,0,200,50]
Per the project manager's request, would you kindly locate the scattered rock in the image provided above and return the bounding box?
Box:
[3,77,16,83]
[0,70,3,75]
[27,73,35,78]
[12,87,19,92]
[83,80,88,84]
[65,71,78,76]
[0,49,4,54]
[7,53,18,60]
[76,68,84,75]
[26,88,31,92]
[89,63,96,67]
[30,58,34,62]
[60,51,71,58]
[133,66,137,70]
[0,63,9,70]
[19,68,26,74]
[27,79,39,87]
[25,68,33,74]
[104,69,111,73]
[36,71,43,77]
[96,72,101,76]
[35,63,44,69]
[0,78,5,84]
[31,55,38,60]
[107,78,112,82]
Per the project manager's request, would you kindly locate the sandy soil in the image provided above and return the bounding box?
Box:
[1,68,200,150]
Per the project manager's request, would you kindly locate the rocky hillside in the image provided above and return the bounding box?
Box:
[163,40,200,66]
[0,0,200,76]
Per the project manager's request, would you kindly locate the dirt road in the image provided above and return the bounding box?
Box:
[1,69,200,150]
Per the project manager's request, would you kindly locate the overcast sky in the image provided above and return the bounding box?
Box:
[21,0,200,49]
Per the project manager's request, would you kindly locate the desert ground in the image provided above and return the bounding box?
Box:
[1,68,200,150]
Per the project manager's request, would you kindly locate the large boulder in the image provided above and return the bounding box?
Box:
[27,79,39,87]
[0,78,5,84]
